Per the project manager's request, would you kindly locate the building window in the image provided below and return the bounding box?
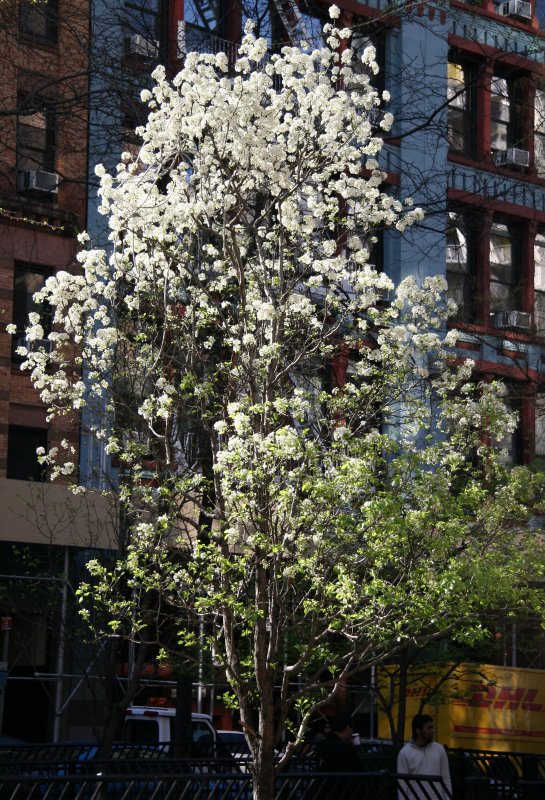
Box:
[447,62,475,156]
[345,201,384,281]
[126,0,167,58]
[492,387,523,465]
[534,232,545,336]
[490,75,511,154]
[349,25,385,94]
[535,395,545,469]
[446,213,473,322]
[490,73,527,165]
[12,263,51,361]
[490,222,520,315]
[535,80,545,178]
[300,9,328,49]
[19,0,58,43]
[17,99,55,174]
[241,0,286,49]
[7,426,48,481]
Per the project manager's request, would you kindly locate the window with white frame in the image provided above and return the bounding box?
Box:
[446,213,473,321]
[534,232,545,335]
[490,222,518,314]
[535,395,545,469]
[448,62,475,156]
[535,81,545,178]
[491,74,526,163]
[490,75,511,154]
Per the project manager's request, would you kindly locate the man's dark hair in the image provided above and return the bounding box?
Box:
[330,712,353,733]
[411,714,433,737]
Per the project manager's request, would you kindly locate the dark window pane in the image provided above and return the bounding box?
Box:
[12,264,51,360]
[17,101,55,174]
[7,427,47,482]
[19,0,58,42]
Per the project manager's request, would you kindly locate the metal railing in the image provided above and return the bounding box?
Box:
[0,770,451,800]
[2,743,545,799]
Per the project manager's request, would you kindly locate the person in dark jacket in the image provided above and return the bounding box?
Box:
[316,712,360,772]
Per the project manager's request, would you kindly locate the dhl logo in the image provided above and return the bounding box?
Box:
[406,687,432,698]
[460,685,544,712]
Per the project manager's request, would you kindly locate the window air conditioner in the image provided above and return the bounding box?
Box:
[492,311,531,331]
[497,0,532,19]
[18,170,59,195]
[493,147,530,168]
[126,33,159,58]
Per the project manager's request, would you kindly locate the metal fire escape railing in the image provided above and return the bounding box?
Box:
[271,0,311,45]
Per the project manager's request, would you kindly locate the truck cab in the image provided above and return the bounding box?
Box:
[123,706,217,753]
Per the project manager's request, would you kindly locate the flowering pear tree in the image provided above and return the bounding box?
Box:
[18,9,545,799]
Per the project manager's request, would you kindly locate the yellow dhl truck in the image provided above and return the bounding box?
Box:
[377,662,545,754]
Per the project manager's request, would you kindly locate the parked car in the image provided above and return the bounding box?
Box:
[0,735,25,746]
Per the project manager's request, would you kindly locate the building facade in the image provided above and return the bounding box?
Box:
[0,0,118,742]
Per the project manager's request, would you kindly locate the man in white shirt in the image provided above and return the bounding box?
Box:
[397,714,452,799]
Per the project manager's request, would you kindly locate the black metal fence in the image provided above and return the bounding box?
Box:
[1,743,545,799]
[0,770,451,800]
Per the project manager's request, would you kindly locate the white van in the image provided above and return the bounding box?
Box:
[123,706,216,751]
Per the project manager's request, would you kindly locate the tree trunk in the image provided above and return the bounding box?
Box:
[173,676,192,757]
[394,648,409,749]
[252,748,277,800]
[97,640,149,758]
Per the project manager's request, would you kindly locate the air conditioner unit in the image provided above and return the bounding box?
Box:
[126,33,159,58]
[492,310,531,331]
[493,147,530,168]
[18,169,59,195]
[497,0,531,19]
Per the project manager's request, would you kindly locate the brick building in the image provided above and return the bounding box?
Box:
[0,0,117,742]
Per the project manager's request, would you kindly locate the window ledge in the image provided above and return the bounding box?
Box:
[18,33,59,51]
[449,0,541,32]
[0,195,78,232]
[448,319,545,345]
[448,151,545,187]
